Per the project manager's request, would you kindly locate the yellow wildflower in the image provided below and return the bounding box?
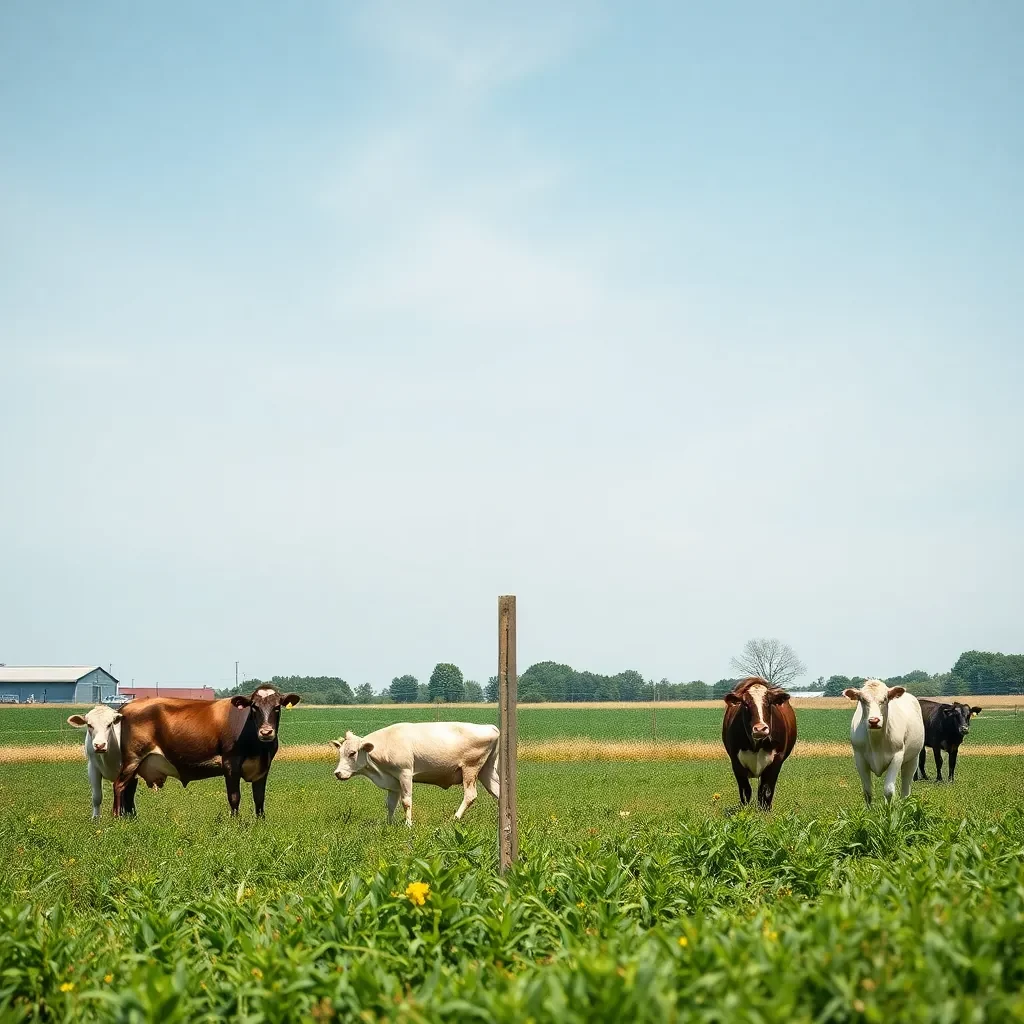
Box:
[576,900,586,909]
[60,982,75,993]
[712,793,721,802]
[405,881,431,906]
[550,815,558,822]
[762,923,778,941]
[853,1000,865,1013]
[104,974,113,984]
[619,810,630,818]
[251,967,263,979]
[678,936,688,948]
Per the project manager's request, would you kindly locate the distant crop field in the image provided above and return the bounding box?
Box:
[4,701,1022,751]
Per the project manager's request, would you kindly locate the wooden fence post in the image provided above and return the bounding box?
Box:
[498,595,518,873]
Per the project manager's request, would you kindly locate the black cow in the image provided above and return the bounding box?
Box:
[914,699,982,783]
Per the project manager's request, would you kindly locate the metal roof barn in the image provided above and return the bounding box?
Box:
[0,666,118,704]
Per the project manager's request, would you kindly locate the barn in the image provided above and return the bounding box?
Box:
[0,666,118,704]
[119,685,216,701]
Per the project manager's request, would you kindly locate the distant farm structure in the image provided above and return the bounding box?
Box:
[0,665,117,704]
[119,685,216,701]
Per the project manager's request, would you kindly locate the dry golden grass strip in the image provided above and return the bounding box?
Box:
[6,739,1021,765]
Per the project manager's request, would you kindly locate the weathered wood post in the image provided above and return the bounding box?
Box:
[498,595,518,873]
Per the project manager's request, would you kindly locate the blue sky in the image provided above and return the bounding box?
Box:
[2,1,1021,691]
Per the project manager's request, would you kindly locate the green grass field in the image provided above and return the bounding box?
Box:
[1,706,1023,1021]
[3,703,1022,748]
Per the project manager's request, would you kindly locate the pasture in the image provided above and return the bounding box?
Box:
[1,703,1022,1021]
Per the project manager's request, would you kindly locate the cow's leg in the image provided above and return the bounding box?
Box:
[933,748,943,783]
[385,788,400,823]
[479,741,500,800]
[882,752,904,802]
[900,755,917,798]
[915,746,928,781]
[454,767,479,820]
[252,775,268,818]
[853,751,873,806]
[89,760,103,819]
[730,758,752,806]
[399,771,413,827]
[112,761,141,817]
[223,761,243,816]
[121,777,139,817]
[756,759,782,811]
[947,746,958,783]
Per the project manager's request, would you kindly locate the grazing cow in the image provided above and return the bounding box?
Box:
[111,686,300,817]
[721,677,797,810]
[67,705,123,819]
[331,722,500,826]
[915,699,982,783]
[844,680,924,804]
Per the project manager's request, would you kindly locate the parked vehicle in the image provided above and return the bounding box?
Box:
[102,694,132,708]
[0,694,18,704]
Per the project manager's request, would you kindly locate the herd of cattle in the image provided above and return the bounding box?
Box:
[65,678,982,822]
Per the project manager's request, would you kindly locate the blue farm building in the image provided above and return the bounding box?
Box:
[0,666,119,704]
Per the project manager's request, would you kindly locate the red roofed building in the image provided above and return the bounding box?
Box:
[119,685,216,701]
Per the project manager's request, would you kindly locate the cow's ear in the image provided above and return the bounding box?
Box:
[67,715,88,727]
[231,695,252,709]
[887,686,905,700]
[843,688,861,701]
[971,707,982,716]
[330,738,342,749]
[112,713,123,725]
[768,690,791,705]
[941,703,954,714]
[359,741,374,754]
[281,693,301,709]
[723,692,742,706]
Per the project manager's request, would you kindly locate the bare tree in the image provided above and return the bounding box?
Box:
[731,638,806,688]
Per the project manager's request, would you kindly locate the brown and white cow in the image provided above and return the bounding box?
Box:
[721,677,797,810]
[111,686,300,817]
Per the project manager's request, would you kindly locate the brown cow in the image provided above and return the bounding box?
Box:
[111,686,300,817]
[722,677,797,810]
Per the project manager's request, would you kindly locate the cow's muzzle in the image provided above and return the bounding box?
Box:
[867,717,882,729]
[334,770,350,781]
[258,727,276,742]
[752,724,769,740]
[93,743,107,753]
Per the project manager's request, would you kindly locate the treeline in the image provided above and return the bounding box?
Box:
[216,651,1022,705]
[820,651,1024,698]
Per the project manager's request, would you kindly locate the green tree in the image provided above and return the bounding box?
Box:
[417,683,430,703]
[464,680,484,702]
[354,682,375,704]
[429,663,465,703]
[519,662,573,702]
[823,675,852,697]
[614,670,646,701]
[485,676,498,702]
[389,674,419,704]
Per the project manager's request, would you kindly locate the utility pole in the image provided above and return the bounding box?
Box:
[235,661,239,691]
[498,595,518,873]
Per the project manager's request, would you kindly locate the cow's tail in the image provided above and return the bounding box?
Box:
[481,727,501,800]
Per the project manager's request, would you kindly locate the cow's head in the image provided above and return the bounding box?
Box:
[945,701,981,738]
[844,679,903,730]
[67,705,121,754]
[331,730,374,780]
[231,687,301,743]
[724,678,790,744]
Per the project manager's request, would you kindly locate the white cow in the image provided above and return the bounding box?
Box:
[67,705,123,818]
[844,680,925,805]
[331,722,500,827]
